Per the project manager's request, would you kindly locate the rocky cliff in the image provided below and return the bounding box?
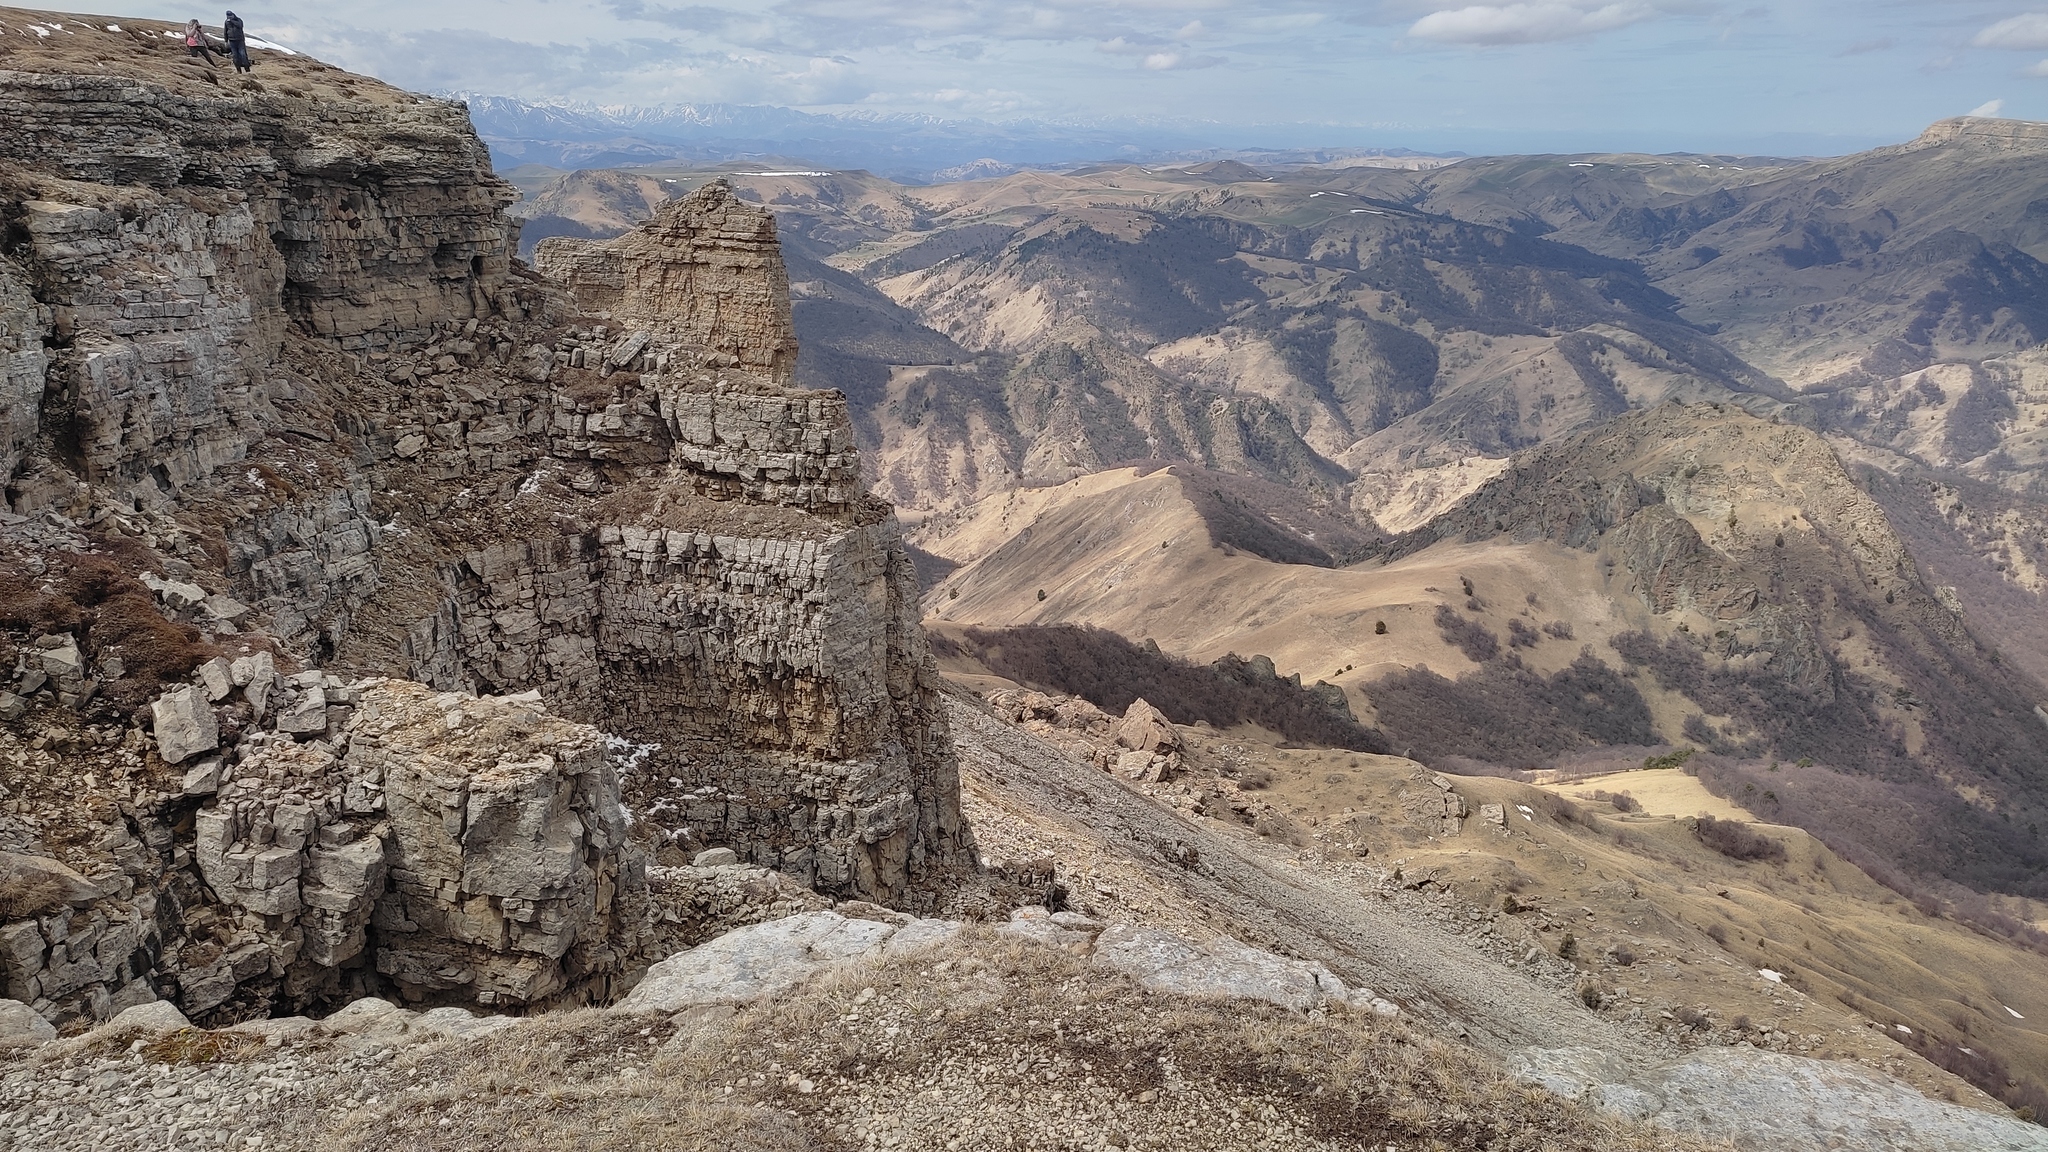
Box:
[0,13,970,1029]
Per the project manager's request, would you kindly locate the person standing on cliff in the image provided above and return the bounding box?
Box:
[223,11,252,73]
[183,19,218,65]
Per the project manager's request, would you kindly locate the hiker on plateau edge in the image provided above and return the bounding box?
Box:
[224,11,252,73]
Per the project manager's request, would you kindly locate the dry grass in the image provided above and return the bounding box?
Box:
[317,933,1721,1152]
[137,1028,272,1066]
[1147,724,2047,1118]
[0,873,70,920]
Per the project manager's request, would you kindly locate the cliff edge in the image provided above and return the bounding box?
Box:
[0,10,970,1027]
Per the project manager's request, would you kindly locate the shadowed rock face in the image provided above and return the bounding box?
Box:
[0,15,970,1027]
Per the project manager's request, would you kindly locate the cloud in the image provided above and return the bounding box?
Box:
[1968,98,2006,118]
[1836,37,1891,57]
[1140,50,1224,69]
[607,2,743,33]
[1974,14,2048,50]
[2030,58,2048,76]
[866,86,1036,114]
[1098,20,1222,70]
[1408,2,1657,46]
[272,21,879,106]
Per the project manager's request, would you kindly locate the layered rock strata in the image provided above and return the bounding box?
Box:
[381,181,970,905]
[0,56,520,509]
[536,184,801,384]
[0,18,970,1028]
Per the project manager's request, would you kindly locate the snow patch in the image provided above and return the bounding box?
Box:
[2006,1004,2026,1020]
[606,734,662,775]
[1757,968,1783,983]
[247,36,296,54]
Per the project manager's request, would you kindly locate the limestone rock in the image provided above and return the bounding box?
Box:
[997,905,1105,949]
[274,684,328,736]
[0,998,56,1048]
[535,181,799,385]
[400,184,975,908]
[412,1006,519,1041]
[181,681,650,1016]
[235,1018,321,1046]
[351,681,650,1007]
[106,1000,192,1033]
[151,686,219,764]
[1116,698,1180,754]
[0,254,50,485]
[202,594,251,626]
[38,635,82,683]
[618,910,960,1013]
[195,657,234,703]
[645,863,834,956]
[321,997,416,1038]
[1091,924,1353,1013]
[0,850,102,910]
[181,758,223,796]
[692,848,739,868]
[142,572,208,612]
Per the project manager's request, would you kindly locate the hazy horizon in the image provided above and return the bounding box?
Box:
[121,1,2046,158]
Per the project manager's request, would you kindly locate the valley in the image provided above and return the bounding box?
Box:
[509,116,2048,1128]
[0,8,2043,1149]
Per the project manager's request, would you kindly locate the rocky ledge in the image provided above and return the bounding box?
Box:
[0,11,971,1029]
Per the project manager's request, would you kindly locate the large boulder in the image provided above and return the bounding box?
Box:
[0,850,101,911]
[0,998,55,1048]
[151,685,218,764]
[105,1000,192,1033]
[352,682,652,1007]
[618,910,961,1013]
[1092,924,1360,1013]
[1115,698,1180,754]
[184,680,653,1016]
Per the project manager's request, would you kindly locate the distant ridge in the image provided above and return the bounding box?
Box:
[1899,115,2048,153]
[455,94,1457,182]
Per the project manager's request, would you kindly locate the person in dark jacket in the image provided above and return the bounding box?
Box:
[223,11,252,73]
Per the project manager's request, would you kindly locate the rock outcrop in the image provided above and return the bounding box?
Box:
[535,183,801,384]
[0,52,522,510]
[384,184,970,905]
[186,681,648,1011]
[0,16,971,1029]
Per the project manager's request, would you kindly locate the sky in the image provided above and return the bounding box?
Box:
[137,2,2048,155]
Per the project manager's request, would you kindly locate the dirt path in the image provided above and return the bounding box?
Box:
[949,697,1635,1056]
